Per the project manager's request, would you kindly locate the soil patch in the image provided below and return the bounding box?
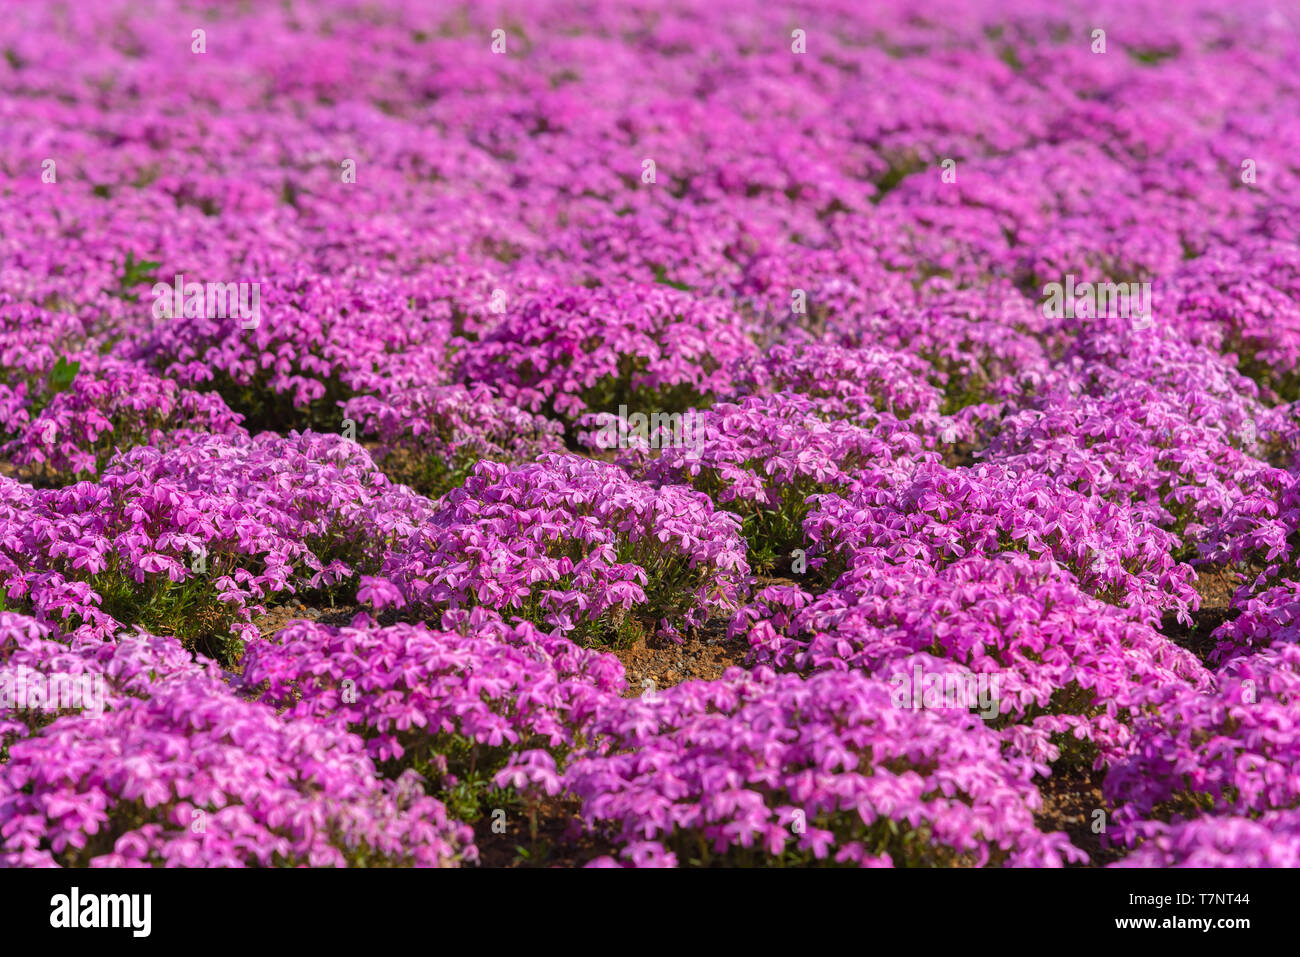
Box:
[1034,764,1127,867]
[613,627,749,695]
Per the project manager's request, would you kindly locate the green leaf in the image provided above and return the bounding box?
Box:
[652,264,692,292]
[48,356,80,393]
[114,251,162,301]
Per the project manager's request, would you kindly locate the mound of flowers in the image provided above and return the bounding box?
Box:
[0,679,474,867]
[238,609,624,818]
[342,383,565,497]
[500,667,1087,868]
[0,612,474,867]
[367,454,750,642]
[734,553,1210,764]
[0,431,432,652]
[803,462,1200,625]
[1105,644,1300,849]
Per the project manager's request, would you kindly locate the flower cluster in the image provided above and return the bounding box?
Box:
[0,431,431,652]
[456,283,758,424]
[240,609,624,767]
[342,383,565,497]
[734,553,1209,763]
[369,454,750,641]
[804,462,1200,625]
[499,667,1086,867]
[1105,644,1300,845]
[626,392,932,566]
[0,612,474,867]
[0,678,474,867]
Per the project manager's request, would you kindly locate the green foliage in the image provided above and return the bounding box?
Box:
[651,263,693,291]
[47,356,80,393]
[111,251,162,302]
[201,369,354,435]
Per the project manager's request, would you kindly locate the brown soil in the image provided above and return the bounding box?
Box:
[0,459,45,484]
[1161,564,1243,663]
[1034,764,1127,867]
[240,600,370,676]
[942,439,983,469]
[612,627,749,696]
[251,598,365,639]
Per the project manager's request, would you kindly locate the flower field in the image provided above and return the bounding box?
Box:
[2,0,1300,869]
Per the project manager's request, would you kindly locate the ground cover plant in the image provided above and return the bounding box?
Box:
[2,0,1300,869]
